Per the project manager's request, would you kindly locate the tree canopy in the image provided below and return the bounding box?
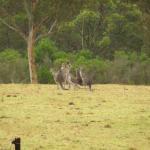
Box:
[0,0,150,84]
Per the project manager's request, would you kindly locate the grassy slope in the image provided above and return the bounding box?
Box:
[0,84,150,150]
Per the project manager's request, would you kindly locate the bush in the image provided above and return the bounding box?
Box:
[37,66,54,84]
[108,51,130,83]
[35,38,59,83]
[0,49,21,61]
[107,51,150,84]
[75,49,94,60]
[35,38,58,64]
[72,54,110,83]
[1,43,150,85]
[0,49,29,83]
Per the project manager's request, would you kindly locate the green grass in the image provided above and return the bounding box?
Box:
[0,84,150,150]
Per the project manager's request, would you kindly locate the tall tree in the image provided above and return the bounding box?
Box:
[133,0,150,56]
[0,0,83,83]
[56,0,143,58]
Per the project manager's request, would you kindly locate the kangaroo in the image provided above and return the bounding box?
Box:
[51,62,75,90]
[62,62,75,89]
[75,67,92,91]
[50,64,67,90]
[51,63,92,90]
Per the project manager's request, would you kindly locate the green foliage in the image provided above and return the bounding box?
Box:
[0,49,21,61]
[73,9,100,25]
[97,36,111,48]
[53,59,67,69]
[108,50,150,84]
[37,66,54,84]
[0,0,150,84]
[75,57,110,83]
[35,38,58,64]
[114,51,128,60]
[75,49,93,59]
[53,51,69,60]
[1,45,150,84]
[0,49,29,83]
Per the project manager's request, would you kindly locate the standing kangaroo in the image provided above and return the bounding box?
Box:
[51,62,75,90]
[50,64,67,90]
[63,62,75,89]
[75,68,92,90]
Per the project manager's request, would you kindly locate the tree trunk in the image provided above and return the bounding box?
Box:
[27,26,38,83]
[81,18,84,49]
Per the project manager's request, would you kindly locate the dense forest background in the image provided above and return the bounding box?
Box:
[0,0,150,84]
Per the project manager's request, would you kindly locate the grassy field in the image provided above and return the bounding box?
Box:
[0,84,150,150]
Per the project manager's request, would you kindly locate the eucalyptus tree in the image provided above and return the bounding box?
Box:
[0,0,83,83]
[132,0,150,56]
[55,0,143,59]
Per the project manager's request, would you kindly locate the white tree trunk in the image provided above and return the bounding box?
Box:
[27,26,37,83]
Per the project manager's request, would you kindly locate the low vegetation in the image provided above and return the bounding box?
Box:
[0,40,150,84]
[0,84,150,150]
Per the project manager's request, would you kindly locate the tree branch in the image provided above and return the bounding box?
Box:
[0,18,27,41]
[32,0,39,12]
[35,20,57,42]
[34,16,49,32]
[23,0,33,29]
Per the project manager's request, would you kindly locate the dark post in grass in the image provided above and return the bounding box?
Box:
[12,137,21,150]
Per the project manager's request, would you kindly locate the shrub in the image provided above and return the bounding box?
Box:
[75,49,94,60]
[109,51,130,83]
[35,38,58,64]
[0,49,29,83]
[37,66,54,84]
[0,49,21,62]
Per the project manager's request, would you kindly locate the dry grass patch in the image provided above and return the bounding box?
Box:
[0,84,150,150]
